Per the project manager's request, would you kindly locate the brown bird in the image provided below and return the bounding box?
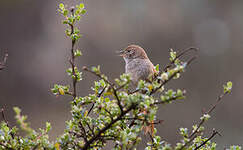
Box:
[119,44,157,135]
[119,44,157,85]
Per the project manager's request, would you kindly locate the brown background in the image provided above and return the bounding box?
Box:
[0,0,243,149]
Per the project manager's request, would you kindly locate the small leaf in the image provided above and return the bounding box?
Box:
[58,88,65,95]
[81,9,87,14]
[79,3,85,9]
[59,3,64,10]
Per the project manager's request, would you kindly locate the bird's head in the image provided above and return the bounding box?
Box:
[118,45,148,61]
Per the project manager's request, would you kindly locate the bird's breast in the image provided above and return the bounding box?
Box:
[125,58,154,84]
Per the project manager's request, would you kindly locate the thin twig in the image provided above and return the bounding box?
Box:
[148,131,155,148]
[1,108,14,139]
[83,66,124,114]
[195,129,221,150]
[1,108,9,127]
[179,91,230,150]
[68,8,78,100]
[152,94,185,105]
[0,142,13,150]
[79,121,88,143]
[163,47,198,72]
[87,86,106,116]
[150,56,196,96]
[86,123,95,136]
[104,108,114,121]
[189,92,228,139]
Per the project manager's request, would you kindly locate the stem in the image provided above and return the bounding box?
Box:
[69,8,78,100]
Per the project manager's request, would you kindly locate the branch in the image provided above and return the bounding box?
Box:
[0,52,8,70]
[82,103,137,150]
[148,131,155,148]
[83,66,124,114]
[1,108,9,127]
[68,8,78,99]
[152,94,185,105]
[0,142,13,150]
[195,129,221,150]
[179,91,230,150]
[87,86,106,116]
[163,47,198,72]
[79,121,88,143]
[150,56,197,96]
[0,108,14,138]
[189,92,229,139]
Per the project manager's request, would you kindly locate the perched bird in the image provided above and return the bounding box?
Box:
[119,44,157,135]
[119,44,157,85]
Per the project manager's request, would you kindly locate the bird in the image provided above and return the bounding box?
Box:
[118,44,157,85]
[119,44,157,135]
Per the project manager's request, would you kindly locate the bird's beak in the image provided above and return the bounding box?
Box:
[117,50,125,57]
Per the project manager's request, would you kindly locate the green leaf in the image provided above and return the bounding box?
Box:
[59,3,64,10]
[46,122,51,132]
[223,81,233,93]
[74,49,82,57]
[13,107,21,115]
[79,3,85,9]
[81,9,87,14]
[63,10,68,17]
[155,64,159,72]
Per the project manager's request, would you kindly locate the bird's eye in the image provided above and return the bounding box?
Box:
[127,49,133,53]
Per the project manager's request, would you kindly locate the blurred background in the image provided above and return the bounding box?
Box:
[0,0,242,149]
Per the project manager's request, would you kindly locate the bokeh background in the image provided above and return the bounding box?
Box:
[0,0,243,149]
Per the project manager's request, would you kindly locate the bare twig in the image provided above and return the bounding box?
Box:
[195,129,221,150]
